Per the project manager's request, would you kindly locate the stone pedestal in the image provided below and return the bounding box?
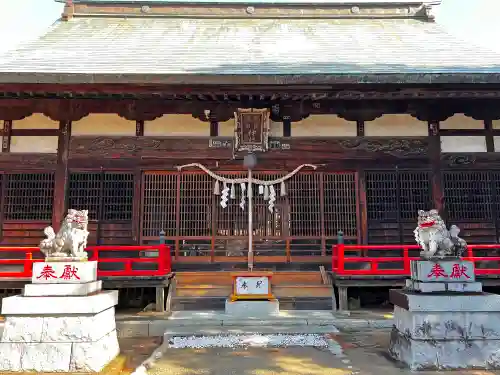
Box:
[0,261,120,372]
[389,259,500,370]
[225,299,280,317]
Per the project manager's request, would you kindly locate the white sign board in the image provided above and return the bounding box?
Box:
[32,261,98,284]
[235,276,270,295]
[411,260,475,283]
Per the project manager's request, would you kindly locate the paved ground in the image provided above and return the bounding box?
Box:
[147,330,500,375]
[115,310,394,337]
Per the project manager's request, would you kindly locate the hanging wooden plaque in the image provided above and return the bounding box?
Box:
[234,108,270,153]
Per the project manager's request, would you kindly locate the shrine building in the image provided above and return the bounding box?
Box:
[0,0,500,310]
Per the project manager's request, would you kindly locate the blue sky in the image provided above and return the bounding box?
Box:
[0,0,499,55]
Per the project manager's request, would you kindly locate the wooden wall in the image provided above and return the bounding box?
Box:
[1,108,500,246]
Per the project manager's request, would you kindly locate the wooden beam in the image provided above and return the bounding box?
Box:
[10,129,59,136]
[51,121,71,231]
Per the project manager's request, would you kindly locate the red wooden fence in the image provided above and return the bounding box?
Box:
[0,245,171,278]
[332,243,500,277]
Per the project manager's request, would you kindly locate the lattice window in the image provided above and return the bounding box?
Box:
[444,171,493,221]
[102,173,133,220]
[324,172,357,238]
[179,173,213,237]
[68,172,133,222]
[492,172,500,221]
[4,173,55,220]
[399,171,433,221]
[142,173,177,237]
[68,173,100,220]
[366,171,398,222]
[288,173,321,236]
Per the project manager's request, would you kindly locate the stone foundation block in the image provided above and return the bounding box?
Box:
[0,342,72,372]
[389,327,500,370]
[0,331,119,372]
[2,307,116,343]
[1,290,118,315]
[390,289,500,312]
[393,306,500,340]
[225,299,279,317]
[42,307,116,342]
[70,330,120,372]
[405,280,483,293]
[24,280,102,297]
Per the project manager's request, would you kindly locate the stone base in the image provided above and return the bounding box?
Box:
[1,290,118,315]
[24,280,102,297]
[405,280,483,293]
[389,295,500,370]
[0,330,119,372]
[0,291,120,372]
[225,299,279,317]
[389,289,500,312]
[389,326,500,370]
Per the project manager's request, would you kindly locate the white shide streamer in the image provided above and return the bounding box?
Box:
[177,163,318,212]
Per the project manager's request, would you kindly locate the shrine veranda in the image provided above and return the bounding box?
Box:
[1,0,500,310]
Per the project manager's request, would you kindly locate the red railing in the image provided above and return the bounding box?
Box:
[0,245,171,279]
[332,243,500,277]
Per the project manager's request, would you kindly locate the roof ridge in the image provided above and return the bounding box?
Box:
[59,0,441,22]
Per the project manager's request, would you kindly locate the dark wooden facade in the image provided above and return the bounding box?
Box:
[1,84,500,267]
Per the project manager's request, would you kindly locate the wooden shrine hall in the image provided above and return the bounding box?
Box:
[0,0,500,310]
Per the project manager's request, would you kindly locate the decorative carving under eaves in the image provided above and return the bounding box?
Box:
[117,102,163,121]
[72,137,162,155]
[0,106,33,121]
[337,109,383,122]
[0,154,57,168]
[234,108,270,153]
[338,138,428,157]
[442,154,477,167]
[40,100,90,122]
[415,3,437,21]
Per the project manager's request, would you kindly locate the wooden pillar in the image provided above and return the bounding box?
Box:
[52,121,71,231]
[2,120,12,152]
[428,121,445,216]
[485,120,495,152]
[132,121,144,244]
[209,118,219,137]
[283,116,291,137]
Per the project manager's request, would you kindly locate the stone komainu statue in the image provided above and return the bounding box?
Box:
[39,209,90,259]
[414,209,467,259]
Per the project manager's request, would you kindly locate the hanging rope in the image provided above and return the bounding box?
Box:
[176,163,318,185]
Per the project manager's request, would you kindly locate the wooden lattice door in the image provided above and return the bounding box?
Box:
[141,170,358,264]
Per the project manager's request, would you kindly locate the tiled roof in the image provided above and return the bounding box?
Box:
[1,16,500,84]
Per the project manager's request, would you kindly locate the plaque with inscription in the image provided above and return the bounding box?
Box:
[230,272,274,301]
[234,108,270,153]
